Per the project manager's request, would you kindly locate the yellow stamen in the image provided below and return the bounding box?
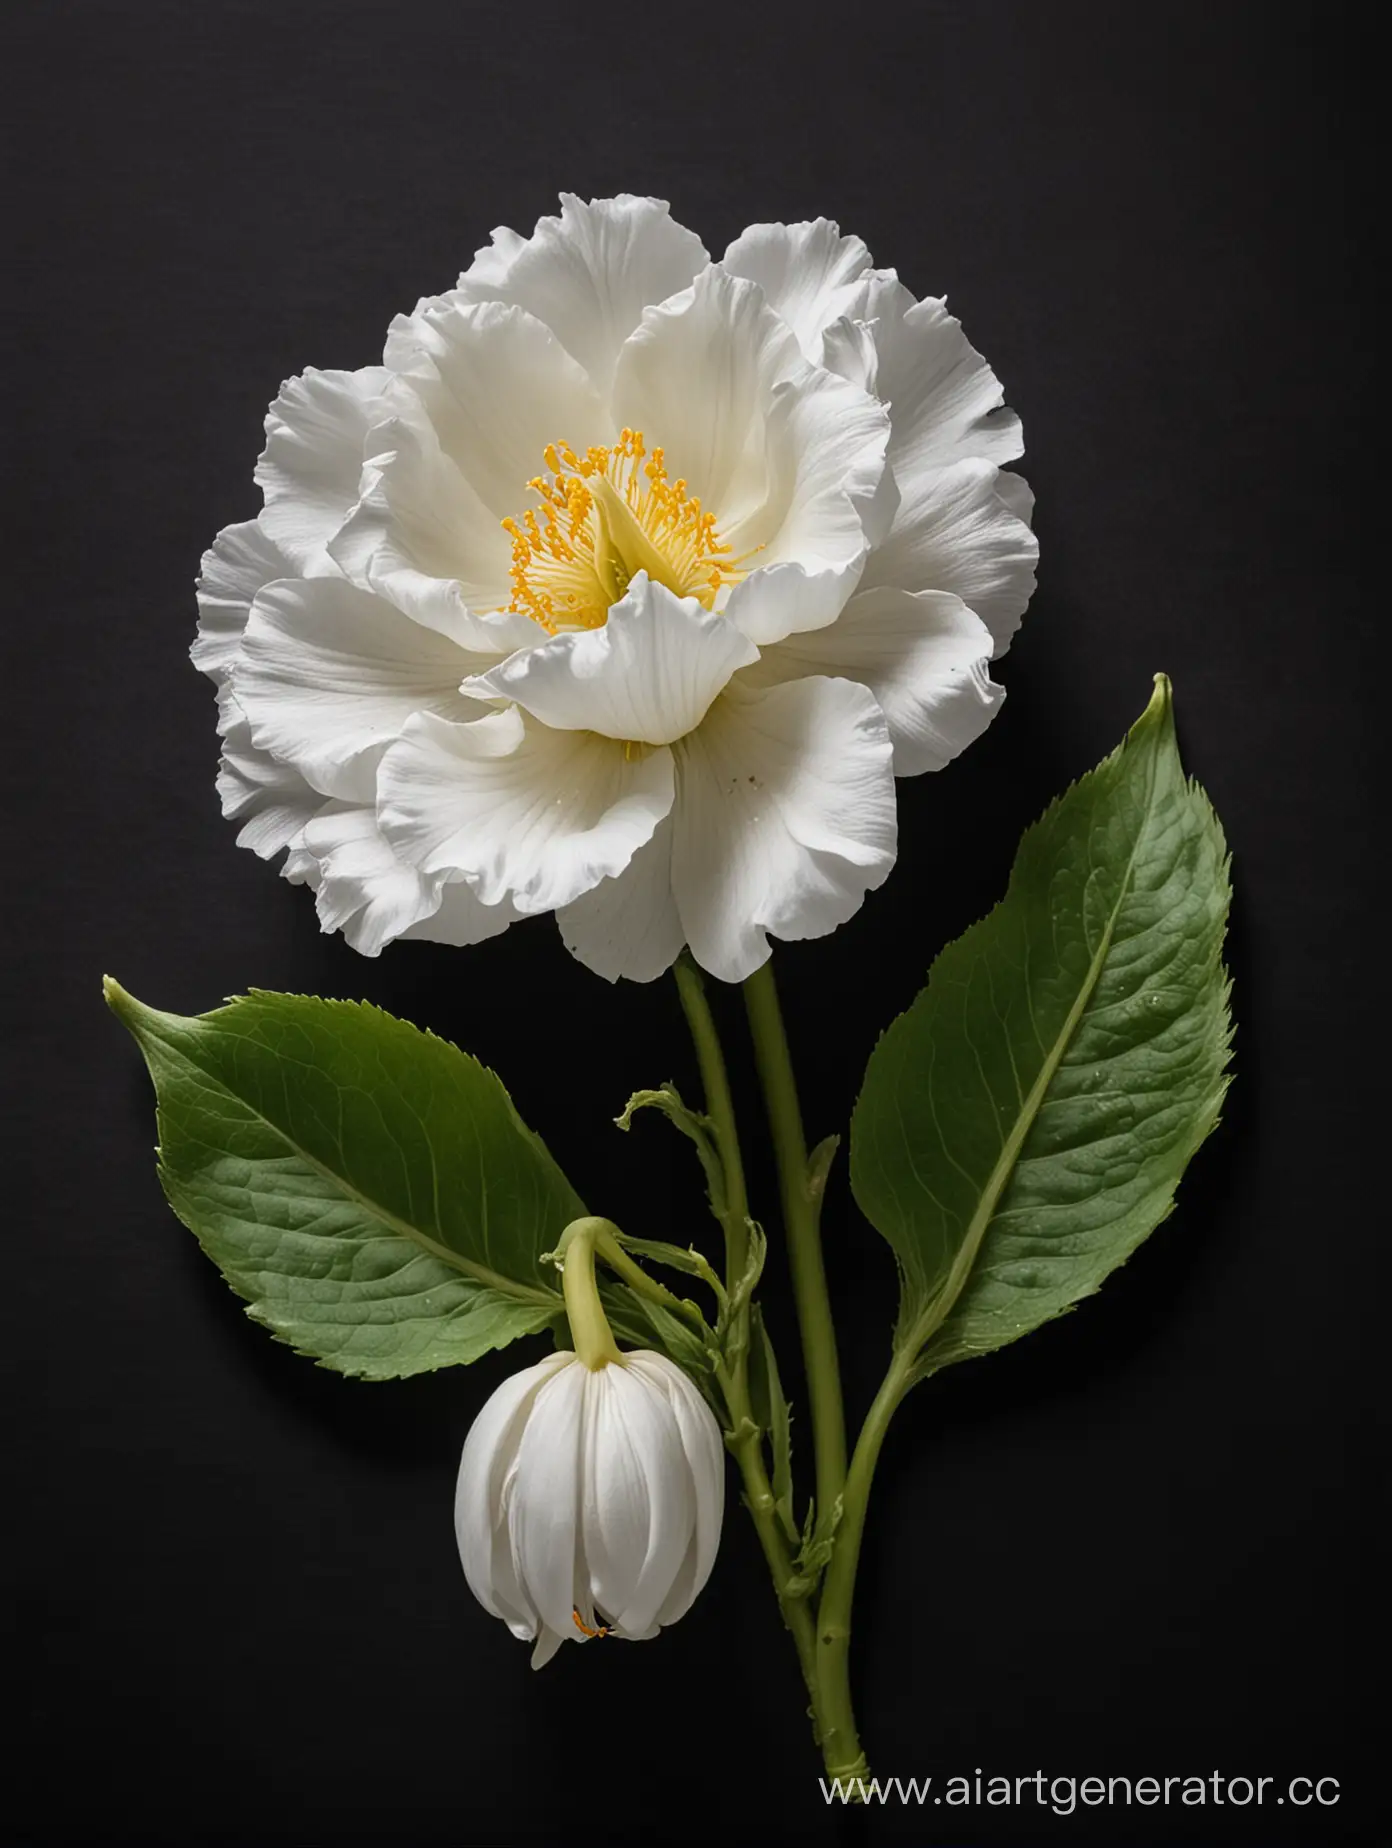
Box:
[499,429,756,634]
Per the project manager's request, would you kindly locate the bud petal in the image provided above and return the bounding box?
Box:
[455,1351,570,1639]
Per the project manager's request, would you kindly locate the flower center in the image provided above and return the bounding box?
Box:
[501,430,748,633]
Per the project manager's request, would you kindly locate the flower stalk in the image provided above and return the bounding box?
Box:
[673,956,873,1781]
[742,960,848,1518]
[811,1348,916,1778]
[557,1219,624,1369]
[669,963,828,1700]
[672,958,750,1291]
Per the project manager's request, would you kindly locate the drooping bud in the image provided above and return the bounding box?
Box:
[454,1347,725,1666]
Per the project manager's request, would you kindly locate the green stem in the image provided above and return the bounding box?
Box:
[671,960,828,1731]
[588,1220,710,1332]
[673,958,749,1289]
[556,1219,623,1369]
[724,1400,823,1701]
[742,960,847,1519]
[814,1348,916,1781]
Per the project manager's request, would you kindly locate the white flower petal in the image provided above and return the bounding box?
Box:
[671,678,897,983]
[327,382,527,650]
[385,299,607,520]
[215,684,322,859]
[234,577,478,803]
[216,704,317,851]
[818,313,880,397]
[556,818,683,985]
[467,223,529,284]
[377,708,675,914]
[625,1353,725,1624]
[195,520,324,859]
[611,264,801,534]
[457,193,709,397]
[463,575,758,746]
[456,1353,570,1632]
[255,366,390,573]
[577,1366,653,1626]
[529,1625,567,1671]
[720,219,873,359]
[744,363,892,577]
[584,1363,693,1639]
[862,457,1038,656]
[751,587,1004,776]
[995,468,1035,525]
[509,1359,587,1642]
[838,274,1023,477]
[297,803,442,956]
[613,266,889,646]
[192,518,292,684]
[400,876,518,950]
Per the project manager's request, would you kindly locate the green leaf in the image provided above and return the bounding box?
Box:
[106,982,582,1379]
[850,676,1232,1378]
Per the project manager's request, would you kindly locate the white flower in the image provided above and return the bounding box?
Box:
[455,1348,724,1668]
[196,196,1037,981]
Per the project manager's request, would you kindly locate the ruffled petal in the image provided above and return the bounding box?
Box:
[467,224,529,285]
[215,684,322,859]
[400,876,518,950]
[834,274,1023,477]
[818,312,881,397]
[749,587,1004,776]
[457,194,709,397]
[385,299,607,519]
[328,380,529,650]
[195,520,324,858]
[192,518,292,684]
[255,367,390,573]
[234,577,478,802]
[613,265,889,645]
[555,818,683,985]
[377,707,675,914]
[463,575,758,746]
[610,264,801,536]
[717,341,893,642]
[671,678,897,983]
[297,803,452,956]
[861,457,1038,656]
[720,219,873,359]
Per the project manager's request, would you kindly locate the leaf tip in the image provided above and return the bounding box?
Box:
[103,973,135,1020]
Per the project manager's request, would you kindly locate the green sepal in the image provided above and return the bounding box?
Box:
[786,1496,844,1600]
[616,1081,728,1227]
[747,1304,798,1544]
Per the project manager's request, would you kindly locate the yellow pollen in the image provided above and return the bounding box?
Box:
[500,429,754,634]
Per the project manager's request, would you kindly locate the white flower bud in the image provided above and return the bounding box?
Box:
[455,1348,725,1668]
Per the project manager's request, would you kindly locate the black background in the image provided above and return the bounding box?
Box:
[5,3,1377,1844]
